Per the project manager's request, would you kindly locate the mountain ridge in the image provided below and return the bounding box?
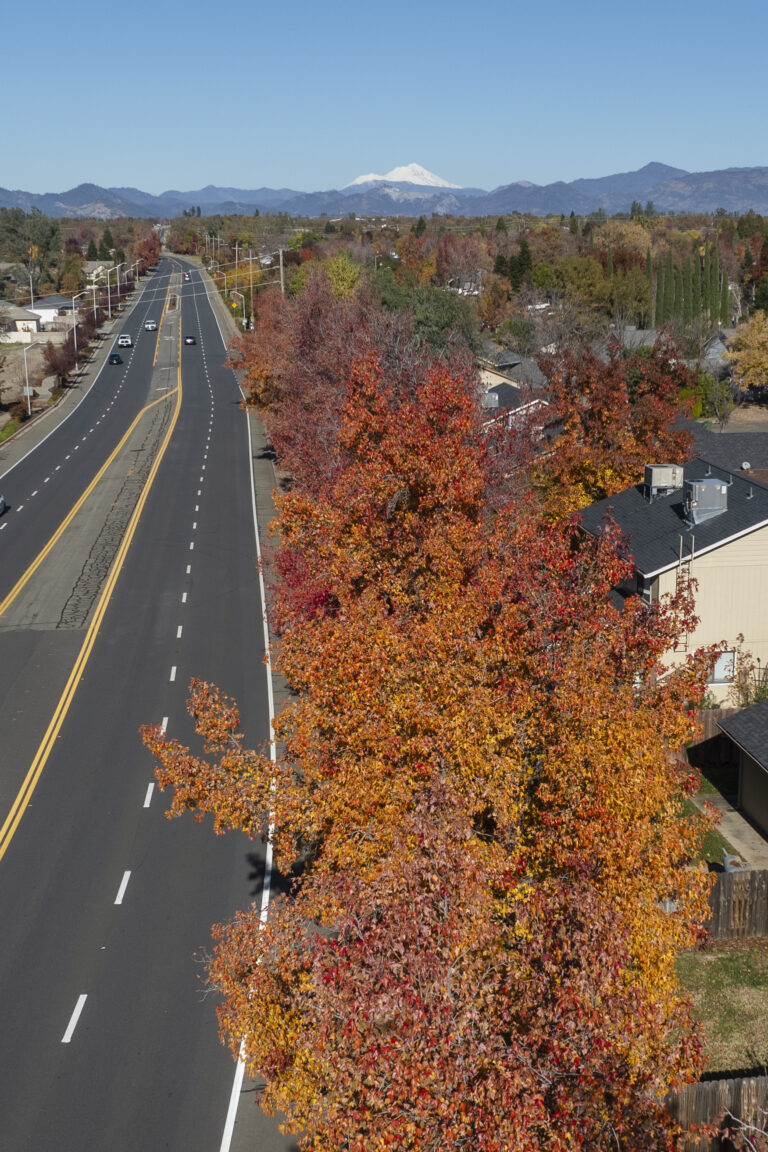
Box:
[4,163,768,219]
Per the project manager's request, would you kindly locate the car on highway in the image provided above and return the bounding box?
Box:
[144,320,157,331]
[183,272,190,281]
[0,495,6,515]
[117,334,132,347]
[184,335,196,345]
[108,352,123,365]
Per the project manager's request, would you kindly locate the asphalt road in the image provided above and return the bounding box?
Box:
[0,260,295,1150]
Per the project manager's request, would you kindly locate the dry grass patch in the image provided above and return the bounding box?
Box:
[677,938,768,1073]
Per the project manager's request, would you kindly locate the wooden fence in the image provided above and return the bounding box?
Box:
[696,708,740,742]
[667,1076,768,1150]
[707,869,768,939]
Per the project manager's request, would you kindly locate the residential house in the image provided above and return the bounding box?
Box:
[718,701,768,838]
[27,295,74,330]
[580,459,768,702]
[0,304,42,343]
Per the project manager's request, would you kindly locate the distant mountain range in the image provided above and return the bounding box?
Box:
[4,162,768,219]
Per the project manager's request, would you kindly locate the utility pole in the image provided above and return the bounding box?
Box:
[279,248,285,296]
[249,249,254,328]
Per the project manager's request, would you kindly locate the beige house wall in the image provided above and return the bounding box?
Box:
[657,522,768,703]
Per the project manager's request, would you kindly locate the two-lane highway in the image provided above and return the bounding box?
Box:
[0,260,292,1149]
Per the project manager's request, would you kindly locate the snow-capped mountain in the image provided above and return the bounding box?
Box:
[344,163,461,189]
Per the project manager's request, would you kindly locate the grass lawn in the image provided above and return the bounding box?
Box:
[677,939,768,1073]
[682,797,736,864]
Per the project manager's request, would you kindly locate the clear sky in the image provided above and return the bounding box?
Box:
[7,0,767,195]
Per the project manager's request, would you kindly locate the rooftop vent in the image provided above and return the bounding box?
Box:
[685,478,728,525]
[644,464,684,501]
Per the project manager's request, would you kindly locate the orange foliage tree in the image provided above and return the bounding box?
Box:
[142,290,715,1150]
[537,338,696,515]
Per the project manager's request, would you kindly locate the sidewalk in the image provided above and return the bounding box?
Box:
[0,312,132,480]
[691,792,768,870]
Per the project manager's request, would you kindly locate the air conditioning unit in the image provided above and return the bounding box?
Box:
[644,464,684,498]
[685,478,728,524]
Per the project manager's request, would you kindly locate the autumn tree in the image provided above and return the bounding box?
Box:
[727,309,768,392]
[143,285,716,1151]
[536,338,696,513]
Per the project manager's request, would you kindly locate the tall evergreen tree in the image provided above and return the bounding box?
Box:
[663,250,674,325]
[606,247,614,279]
[710,249,720,319]
[87,237,97,260]
[720,272,731,326]
[683,258,694,326]
[655,259,665,327]
[672,265,681,321]
[702,244,712,318]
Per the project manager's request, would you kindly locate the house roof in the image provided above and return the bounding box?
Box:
[2,304,40,321]
[489,381,523,410]
[579,458,768,578]
[719,700,768,771]
[691,426,768,474]
[29,295,73,311]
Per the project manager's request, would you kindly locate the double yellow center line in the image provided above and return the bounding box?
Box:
[0,314,184,863]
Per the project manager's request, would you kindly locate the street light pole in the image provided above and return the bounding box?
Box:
[22,341,44,417]
[71,288,91,369]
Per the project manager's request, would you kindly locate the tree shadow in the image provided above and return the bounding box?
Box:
[246,850,309,900]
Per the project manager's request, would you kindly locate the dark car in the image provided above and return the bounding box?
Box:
[184,335,196,345]
[108,353,123,365]
[0,495,6,515]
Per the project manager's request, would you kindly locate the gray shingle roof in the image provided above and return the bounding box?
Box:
[719,700,768,770]
[579,458,768,578]
[691,428,768,474]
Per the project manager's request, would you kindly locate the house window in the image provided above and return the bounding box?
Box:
[711,650,736,683]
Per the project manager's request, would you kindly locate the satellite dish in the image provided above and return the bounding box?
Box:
[742,461,752,471]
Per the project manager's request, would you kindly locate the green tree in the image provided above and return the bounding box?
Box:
[412,216,426,238]
[721,270,732,325]
[87,237,98,260]
[663,250,674,324]
[495,216,507,233]
[686,260,695,327]
[569,210,578,235]
[654,259,665,327]
[753,275,768,314]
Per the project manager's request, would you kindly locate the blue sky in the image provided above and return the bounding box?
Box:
[8,0,768,195]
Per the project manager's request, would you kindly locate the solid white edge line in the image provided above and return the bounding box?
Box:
[0,271,155,484]
[114,870,131,904]
[143,782,154,807]
[218,388,278,1152]
[62,994,88,1043]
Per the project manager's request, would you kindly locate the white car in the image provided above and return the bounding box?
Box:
[117,334,132,347]
[144,320,157,331]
